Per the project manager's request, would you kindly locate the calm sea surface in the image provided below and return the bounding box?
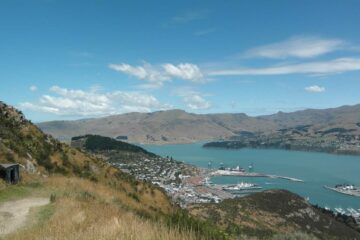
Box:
[143,142,360,211]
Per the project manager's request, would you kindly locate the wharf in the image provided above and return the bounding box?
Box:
[210,170,304,182]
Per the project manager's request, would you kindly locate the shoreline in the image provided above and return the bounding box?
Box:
[135,139,360,157]
[202,145,360,157]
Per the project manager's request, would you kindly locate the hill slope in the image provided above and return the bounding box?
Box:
[37,105,360,144]
[0,101,226,240]
[0,101,175,214]
[189,190,360,239]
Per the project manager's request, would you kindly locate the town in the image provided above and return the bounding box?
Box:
[108,153,234,207]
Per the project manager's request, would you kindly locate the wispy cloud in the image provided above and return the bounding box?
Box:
[242,36,347,59]
[209,58,360,76]
[172,10,211,24]
[175,88,211,110]
[29,85,38,92]
[305,85,325,93]
[69,51,93,58]
[20,86,171,117]
[109,62,205,88]
[194,28,216,36]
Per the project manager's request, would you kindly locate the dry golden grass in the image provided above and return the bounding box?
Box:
[0,105,206,239]
[44,176,172,215]
[4,176,198,240]
[8,198,198,240]
[0,179,6,191]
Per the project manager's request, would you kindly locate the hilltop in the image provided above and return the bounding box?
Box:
[38,105,360,145]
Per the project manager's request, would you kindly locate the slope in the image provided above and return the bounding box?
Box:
[0,101,225,240]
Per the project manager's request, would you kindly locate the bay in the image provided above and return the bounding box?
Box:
[143,142,360,211]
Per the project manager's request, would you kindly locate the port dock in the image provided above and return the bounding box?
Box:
[210,170,304,182]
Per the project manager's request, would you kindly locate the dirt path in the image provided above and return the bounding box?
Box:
[0,197,50,236]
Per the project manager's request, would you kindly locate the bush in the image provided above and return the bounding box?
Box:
[166,209,228,240]
[50,193,56,203]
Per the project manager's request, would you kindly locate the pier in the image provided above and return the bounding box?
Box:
[210,170,304,182]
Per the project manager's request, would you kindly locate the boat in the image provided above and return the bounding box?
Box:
[265,182,278,185]
[324,184,360,197]
[222,182,262,191]
[347,208,360,216]
[334,207,346,215]
[204,177,212,185]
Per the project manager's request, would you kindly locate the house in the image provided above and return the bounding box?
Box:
[0,163,20,184]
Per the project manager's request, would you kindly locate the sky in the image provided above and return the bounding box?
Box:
[1,0,360,122]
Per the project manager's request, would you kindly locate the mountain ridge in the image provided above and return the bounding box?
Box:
[37,104,360,144]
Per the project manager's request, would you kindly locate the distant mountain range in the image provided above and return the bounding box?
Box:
[37,104,360,144]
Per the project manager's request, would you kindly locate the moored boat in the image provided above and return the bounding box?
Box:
[222,182,262,191]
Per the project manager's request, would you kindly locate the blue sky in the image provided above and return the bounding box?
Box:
[1,0,360,122]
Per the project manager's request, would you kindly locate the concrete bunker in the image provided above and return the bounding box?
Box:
[0,163,20,184]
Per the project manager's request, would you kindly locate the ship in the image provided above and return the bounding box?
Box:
[222,182,262,191]
[219,165,246,172]
[324,184,360,197]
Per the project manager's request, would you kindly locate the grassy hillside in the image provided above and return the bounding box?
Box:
[0,101,170,216]
[0,101,226,240]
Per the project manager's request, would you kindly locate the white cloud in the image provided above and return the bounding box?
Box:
[29,85,38,92]
[305,85,325,93]
[20,86,171,117]
[162,63,204,83]
[109,63,170,88]
[109,62,205,87]
[243,36,346,59]
[175,89,211,110]
[209,58,360,76]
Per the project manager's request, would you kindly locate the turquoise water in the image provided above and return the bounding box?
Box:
[143,142,360,211]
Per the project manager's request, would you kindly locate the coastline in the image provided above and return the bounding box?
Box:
[202,144,360,157]
[209,169,304,182]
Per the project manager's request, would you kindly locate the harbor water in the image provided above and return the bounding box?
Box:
[143,142,360,212]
